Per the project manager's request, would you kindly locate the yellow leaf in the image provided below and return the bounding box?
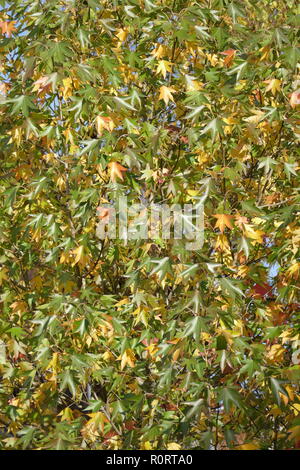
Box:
[58,407,74,422]
[95,116,115,136]
[120,349,136,370]
[30,275,43,290]
[151,44,166,59]
[10,301,27,315]
[292,404,300,416]
[286,262,300,279]
[72,245,90,268]
[267,344,285,363]
[236,443,259,450]
[0,267,8,285]
[158,86,176,105]
[60,250,73,264]
[259,45,271,62]
[108,161,127,182]
[185,75,202,91]
[264,78,281,96]
[213,213,234,233]
[63,128,74,144]
[61,77,73,100]
[82,412,109,439]
[156,60,172,79]
[206,53,219,66]
[288,425,300,441]
[116,28,128,42]
[167,442,181,450]
[172,348,181,362]
[244,225,265,243]
[215,234,231,253]
[243,109,265,125]
[115,298,130,307]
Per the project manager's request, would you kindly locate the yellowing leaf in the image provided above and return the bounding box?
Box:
[32,76,52,95]
[0,21,16,37]
[267,344,285,363]
[151,44,166,59]
[61,78,73,100]
[185,75,202,91]
[72,245,90,268]
[81,412,109,439]
[215,234,231,253]
[244,225,265,243]
[264,78,281,95]
[119,349,136,370]
[213,214,234,233]
[159,86,176,105]
[10,301,27,315]
[236,443,259,450]
[108,161,127,182]
[286,262,300,279]
[95,116,115,136]
[167,442,181,450]
[58,407,74,422]
[156,60,172,79]
[116,28,128,42]
[0,267,8,285]
[141,441,153,450]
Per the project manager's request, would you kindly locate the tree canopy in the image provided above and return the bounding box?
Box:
[0,0,300,450]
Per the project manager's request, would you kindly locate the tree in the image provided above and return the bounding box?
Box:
[0,0,299,450]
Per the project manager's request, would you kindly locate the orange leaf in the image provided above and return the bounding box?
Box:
[220,49,236,67]
[213,214,234,233]
[108,161,127,182]
[290,89,300,108]
[0,21,16,37]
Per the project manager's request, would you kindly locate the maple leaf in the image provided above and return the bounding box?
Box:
[108,161,127,182]
[185,75,202,91]
[0,82,8,95]
[97,206,112,224]
[286,262,300,279]
[116,28,128,42]
[213,214,234,233]
[120,349,136,370]
[61,77,73,100]
[264,78,281,96]
[0,267,8,285]
[290,89,300,108]
[72,245,90,268]
[252,283,272,298]
[267,344,285,363]
[167,443,181,450]
[0,21,16,37]
[244,225,265,243]
[95,116,115,136]
[32,76,52,95]
[156,60,172,79]
[235,214,248,229]
[151,44,166,59]
[221,49,236,67]
[159,86,176,105]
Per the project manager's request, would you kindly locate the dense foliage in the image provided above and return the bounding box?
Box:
[0,0,300,450]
